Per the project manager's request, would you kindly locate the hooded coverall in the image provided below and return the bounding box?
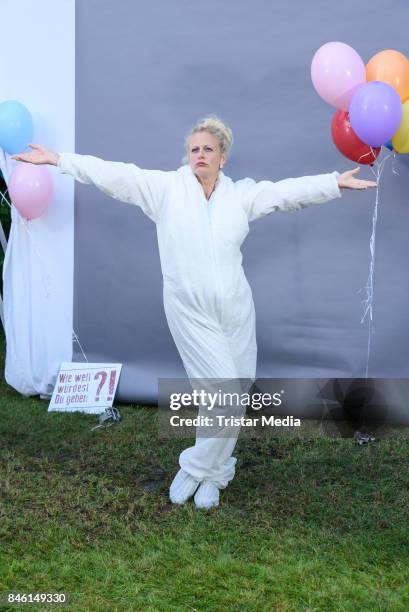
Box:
[58,154,342,486]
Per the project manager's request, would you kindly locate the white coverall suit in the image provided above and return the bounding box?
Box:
[58,154,342,486]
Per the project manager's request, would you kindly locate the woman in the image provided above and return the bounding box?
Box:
[11,116,377,509]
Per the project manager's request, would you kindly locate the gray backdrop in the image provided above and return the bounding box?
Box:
[74,0,409,404]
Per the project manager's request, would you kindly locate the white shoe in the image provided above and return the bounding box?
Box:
[194,481,220,509]
[169,468,200,504]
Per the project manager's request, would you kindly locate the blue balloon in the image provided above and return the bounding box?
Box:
[384,139,394,151]
[0,100,34,155]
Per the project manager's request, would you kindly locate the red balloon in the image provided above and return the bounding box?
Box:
[331,110,381,164]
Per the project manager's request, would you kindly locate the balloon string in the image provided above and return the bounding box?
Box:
[391,150,400,176]
[0,188,10,209]
[0,188,89,363]
[356,150,374,163]
[356,148,392,378]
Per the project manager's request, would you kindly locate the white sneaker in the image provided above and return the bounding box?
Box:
[194,481,220,509]
[169,468,200,504]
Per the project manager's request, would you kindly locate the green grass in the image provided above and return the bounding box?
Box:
[1,329,409,611]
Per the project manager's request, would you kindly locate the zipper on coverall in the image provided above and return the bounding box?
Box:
[206,196,224,325]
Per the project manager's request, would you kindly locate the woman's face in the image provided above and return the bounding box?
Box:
[188,131,226,180]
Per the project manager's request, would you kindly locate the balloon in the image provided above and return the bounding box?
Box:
[366,49,409,103]
[384,139,394,151]
[331,110,381,164]
[349,81,403,147]
[0,100,34,155]
[392,99,409,153]
[311,42,366,110]
[8,164,53,220]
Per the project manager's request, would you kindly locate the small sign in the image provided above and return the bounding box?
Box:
[48,362,122,414]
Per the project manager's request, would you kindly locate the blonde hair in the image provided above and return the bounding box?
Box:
[183,115,233,165]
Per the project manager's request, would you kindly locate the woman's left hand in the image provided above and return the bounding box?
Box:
[337,166,378,190]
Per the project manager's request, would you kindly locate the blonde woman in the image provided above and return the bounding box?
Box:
[12,116,377,509]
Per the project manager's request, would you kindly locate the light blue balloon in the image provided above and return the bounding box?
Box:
[0,100,34,155]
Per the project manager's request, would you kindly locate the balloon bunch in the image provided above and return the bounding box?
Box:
[311,42,409,164]
[0,100,53,220]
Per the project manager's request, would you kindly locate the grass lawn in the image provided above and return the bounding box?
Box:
[1,329,409,611]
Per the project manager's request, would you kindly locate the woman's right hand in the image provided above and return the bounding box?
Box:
[11,143,60,166]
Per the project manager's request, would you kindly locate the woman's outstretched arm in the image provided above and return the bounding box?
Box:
[11,144,171,223]
[240,167,377,223]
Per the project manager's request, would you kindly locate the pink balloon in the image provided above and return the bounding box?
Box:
[8,164,53,220]
[311,42,366,111]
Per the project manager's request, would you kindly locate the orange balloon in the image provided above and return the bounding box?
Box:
[366,50,409,103]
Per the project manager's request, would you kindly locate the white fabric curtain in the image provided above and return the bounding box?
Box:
[1,150,73,396]
[1,0,75,396]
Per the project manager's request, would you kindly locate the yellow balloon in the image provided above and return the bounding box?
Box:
[392,99,409,152]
